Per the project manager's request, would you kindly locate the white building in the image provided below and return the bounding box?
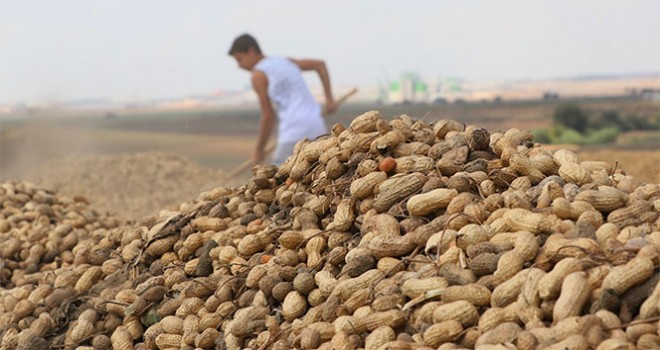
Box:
[385,73,463,104]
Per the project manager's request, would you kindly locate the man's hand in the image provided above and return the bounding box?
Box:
[252,148,265,165]
[324,98,338,116]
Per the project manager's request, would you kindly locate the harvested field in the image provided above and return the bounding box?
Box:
[576,149,660,184]
[24,152,234,221]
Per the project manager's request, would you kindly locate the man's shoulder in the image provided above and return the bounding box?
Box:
[251,70,268,84]
[258,56,292,67]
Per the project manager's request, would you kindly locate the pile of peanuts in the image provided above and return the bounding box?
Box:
[1,110,659,350]
[0,181,121,349]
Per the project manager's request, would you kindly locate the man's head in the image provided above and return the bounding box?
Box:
[228,34,263,71]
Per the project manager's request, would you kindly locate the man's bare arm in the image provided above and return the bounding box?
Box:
[290,58,336,114]
[251,70,275,164]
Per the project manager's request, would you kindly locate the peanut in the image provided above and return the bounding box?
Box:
[553,271,590,322]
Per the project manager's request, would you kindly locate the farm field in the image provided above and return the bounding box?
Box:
[1,97,658,220]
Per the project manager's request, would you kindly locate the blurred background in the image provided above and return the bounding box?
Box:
[1,0,659,220]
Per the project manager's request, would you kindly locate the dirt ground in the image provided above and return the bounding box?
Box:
[23,152,234,221]
[576,149,660,184]
[1,97,658,220]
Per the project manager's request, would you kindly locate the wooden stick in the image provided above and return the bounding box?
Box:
[228,88,358,178]
[227,144,276,179]
[323,87,358,116]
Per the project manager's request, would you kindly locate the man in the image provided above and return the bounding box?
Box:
[228,33,337,165]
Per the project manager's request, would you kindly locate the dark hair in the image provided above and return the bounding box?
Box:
[228,34,261,55]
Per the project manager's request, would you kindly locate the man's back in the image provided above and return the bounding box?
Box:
[254,56,326,144]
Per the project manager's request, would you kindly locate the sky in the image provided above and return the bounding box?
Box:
[1,0,659,104]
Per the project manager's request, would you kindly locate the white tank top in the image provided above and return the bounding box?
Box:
[254,56,327,144]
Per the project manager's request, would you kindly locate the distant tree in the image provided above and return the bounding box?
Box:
[591,110,624,130]
[532,129,551,143]
[629,115,658,130]
[543,91,560,100]
[601,110,621,126]
[554,104,588,134]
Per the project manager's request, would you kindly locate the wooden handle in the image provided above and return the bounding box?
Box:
[227,144,277,179]
[323,87,358,116]
[228,88,358,178]
[338,87,358,104]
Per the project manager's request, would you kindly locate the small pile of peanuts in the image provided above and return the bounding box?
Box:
[1,110,659,350]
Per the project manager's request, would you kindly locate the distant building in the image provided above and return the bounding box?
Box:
[385,72,461,105]
[640,88,660,103]
[387,81,404,104]
[387,72,424,104]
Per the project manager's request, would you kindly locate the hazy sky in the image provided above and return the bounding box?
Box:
[1,0,659,104]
